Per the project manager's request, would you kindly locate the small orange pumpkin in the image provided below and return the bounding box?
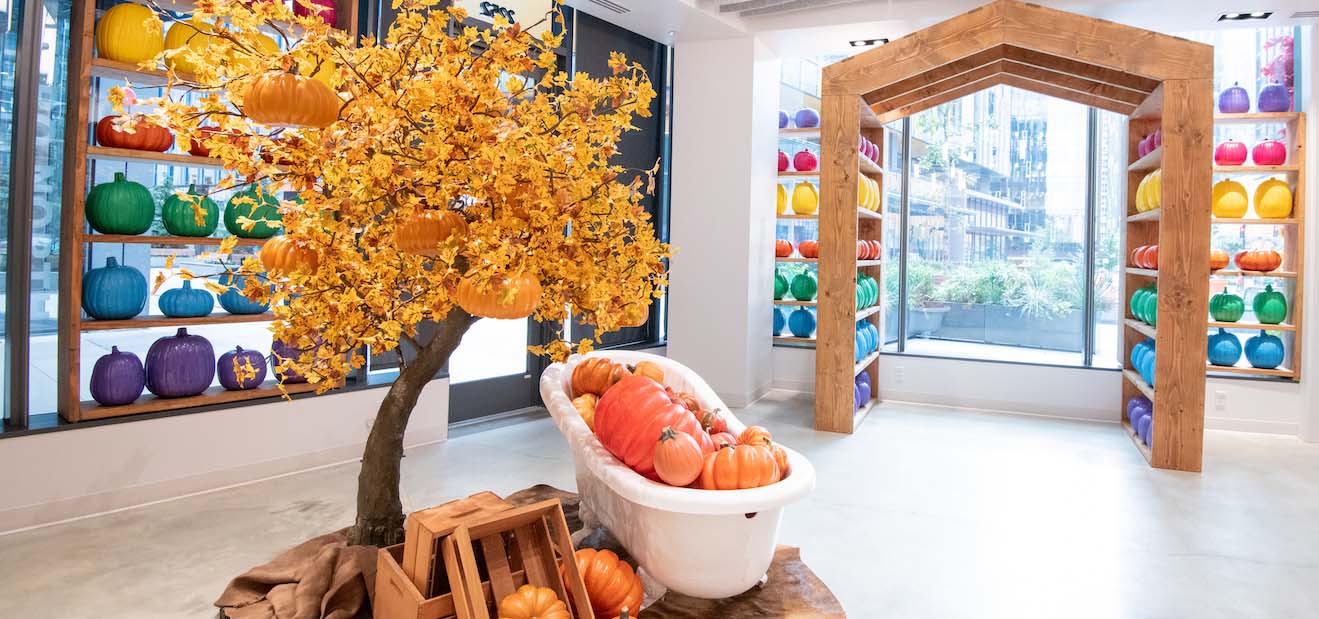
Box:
[738,425,773,447]
[1209,248,1229,271]
[455,271,542,319]
[768,442,790,477]
[572,394,598,431]
[243,72,341,129]
[631,361,664,384]
[674,391,702,413]
[1235,249,1282,273]
[395,210,468,256]
[259,236,319,277]
[654,426,704,486]
[562,548,643,619]
[571,357,631,397]
[497,584,569,619]
[709,431,737,448]
[700,443,781,490]
[697,409,727,435]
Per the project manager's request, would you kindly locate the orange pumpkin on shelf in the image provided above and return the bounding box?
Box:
[497,585,569,619]
[572,393,598,431]
[242,72,341,129]
[700,443,781,490]
[774,239,793,257]
[455,271,542,319]
[738,425,773,447]
[1209,248,1230,271]
[630,360,664,384]
[395,210,468,256]
[1140,245,1159,269]
[797,240,820,258]
[562,548,643,619]
[1235,249,1283,273]
[95,115,174,152]
[654,426,704,486]
[572,357,631,396]
[709,431,738,447]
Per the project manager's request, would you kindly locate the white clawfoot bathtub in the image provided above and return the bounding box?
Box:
[539,351,815,599]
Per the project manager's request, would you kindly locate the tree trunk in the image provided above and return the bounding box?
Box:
[346,310,475,547]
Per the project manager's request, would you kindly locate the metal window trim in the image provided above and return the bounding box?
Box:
[1082,107,1099,367]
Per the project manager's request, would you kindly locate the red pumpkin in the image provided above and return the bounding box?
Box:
[1235,249,1282,272]
[697,409,727,435]
[1213,140,1248,166]
[594,376,715,480]
[654,427,704,487]
[1252,140,1287,166]
[95,115,174,152]
[798,240,820,258]
[775,239,793,257]
[1209,248,1229,271]
[709,431,737,447]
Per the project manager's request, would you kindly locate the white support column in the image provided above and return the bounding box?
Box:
[1300,28,1319,442]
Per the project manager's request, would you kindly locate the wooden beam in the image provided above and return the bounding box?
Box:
[863,45,1007,106]
[871,59,1006,117]
[815,94,861,433]
[1001,45,1160,94]
[997,73,1137,116]
[1001,60,1148,106]
[875,73,1006,125]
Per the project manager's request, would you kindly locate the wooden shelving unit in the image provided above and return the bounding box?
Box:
[57,1,358,423]
[1207,112,1306,383]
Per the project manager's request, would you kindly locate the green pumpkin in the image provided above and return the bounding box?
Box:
[774,270,789,300]
[1209,290,1245,322]
[224,186,284,238]
[1129,287,1147,322]
[1252,284,1288,325]
[790,271,818,302]
[162,185,220,237]
[86,172,155,235]
[1140,286,1158,327]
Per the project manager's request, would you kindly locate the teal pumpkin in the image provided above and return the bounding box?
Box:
[218,272,272,315]
[773,270,789,300]
[86,172,154,235]
[773,307,786,336]
[1244,331,1285,369]
[790,271,818,301]
[224,186,284,238]
[1129,287,1147,321]
[1252,285,1287,325]
[788,308,816,337]
[1209,290,1245,322]
[1207,328,1242,367]
[82,257,147,320]
[162,185,220,237]
[158,280,215,318]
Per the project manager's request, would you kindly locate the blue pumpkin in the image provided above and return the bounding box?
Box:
[788,308,816,338]
[159,280,215,318]
[1207,328,1242,367]
[82,257,147,320]
[218,272,272,315]
[1131,338,1156,386]
[1244,331,1285,369]
[772,307,786,336]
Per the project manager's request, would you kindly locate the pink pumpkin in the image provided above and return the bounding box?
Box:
[793,149,818,172]
[1152,129,1162,148]
[866,142,879,162]
[293,0,336,25]
[1137,136,1150,158]
[1214,140,1248,166]
[1252,140,1287,166]
[778,150,788,172]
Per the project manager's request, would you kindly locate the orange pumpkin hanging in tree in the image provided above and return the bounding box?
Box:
[496,584,569,619]
[260,236,319,277]
[571,357,631,397]
[1209,248,1230,271]
[242,72,341,129]
[455,271,542,319]
[395,210,468,256]
[700,443,781,490]
[561,548,643,619]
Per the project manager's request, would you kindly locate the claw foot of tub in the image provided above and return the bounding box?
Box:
[637,565,668,609]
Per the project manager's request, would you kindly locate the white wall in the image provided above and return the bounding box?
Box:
[667,36,779,407]
[0,380,449,533]
[1301,28,1319,442]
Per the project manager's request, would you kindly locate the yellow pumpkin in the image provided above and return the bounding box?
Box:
[1147,169,1162,210]
[455,271,542,319]
[1212,179,1249,218]
[791,181,818,215]
[1254,178,1293,219]
[497,584,569,619]
[1134,173,1149,212]
[395,210,468,256]
[164,19,218,76]
[775,184,786,215]
[242,72,341,129]
[95,3,164,64]
[260,236,319,277]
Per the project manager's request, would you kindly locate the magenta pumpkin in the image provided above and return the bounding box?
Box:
[1214,140,1248,166]
[1153,129,1162,148]
[1252,140,1287,166]
[293,0,336,25]
[792,149,818,172]
[777,150,788,172]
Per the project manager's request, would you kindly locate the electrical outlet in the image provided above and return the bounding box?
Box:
[1214,390,1227,411]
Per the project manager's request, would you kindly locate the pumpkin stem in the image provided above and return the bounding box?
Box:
[105,257,119,267]
[113,172,127,182]
[176,327,188,336]
[658,426,676,442]
[111,345,120,353]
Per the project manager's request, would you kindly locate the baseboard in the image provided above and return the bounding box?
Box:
[771,378,815,393]
[717,382,773,409]
[0,424,448,536]
[881,389,1116,423]
[1205,417,1301,435]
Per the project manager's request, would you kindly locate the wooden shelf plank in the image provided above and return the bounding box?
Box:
[853,350,879,376]
[857,208,882,220]
[1212,218,1299,225]
[88,145,224,168]
[1206,364,1296,378]
[79,381,320,421]
[1130,86,1162,120]
[856,305,882,321]
[89,57,170,87]
[779,171,819,177]
[776,257,818,263]
[1122,369,1155,400]
[1128,146,1161,172]
[774,299,817,306]
[1127,209,1161,223]
[1211,270,1298,278]
[858,156,885,175]
[81,313,275,331]
[854,398,878,427]
[777,214,818,220]
[84,233,267,247]
[1122,419,1153,464]
[1207,321,1297,332]
[779,127,820,138]
[856,259,883,267]
[1125,267,1158,278]
[1214,112,1302,124]
[1213,164,1300,173]
[1123,318,1156,339]
[773,335,815,345]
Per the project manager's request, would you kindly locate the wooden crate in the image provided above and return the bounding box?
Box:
[403,492,514,597]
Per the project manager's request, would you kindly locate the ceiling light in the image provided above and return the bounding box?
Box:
[1218,11,1272,21]
[849,38,889,47]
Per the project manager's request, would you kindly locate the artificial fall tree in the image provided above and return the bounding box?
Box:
[122,0,666,546]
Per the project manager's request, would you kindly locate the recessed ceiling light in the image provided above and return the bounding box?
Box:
[1218,11,1272,21]
[849,38,889,47]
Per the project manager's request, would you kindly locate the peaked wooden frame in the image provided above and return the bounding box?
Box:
[815,0,1213,472]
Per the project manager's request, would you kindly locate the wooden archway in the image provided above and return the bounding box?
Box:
[815,0,1212,471]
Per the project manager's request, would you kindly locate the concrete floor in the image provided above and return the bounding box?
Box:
[2,394,1319,618]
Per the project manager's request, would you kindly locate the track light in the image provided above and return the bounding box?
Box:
[849,38,889,47]
[1218,11,1272,21]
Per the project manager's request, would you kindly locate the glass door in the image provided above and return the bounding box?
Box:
[446,319,553,423]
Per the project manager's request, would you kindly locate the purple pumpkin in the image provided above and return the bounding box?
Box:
[1252,139,1287,165]
[794,107,820,129]
[1136,413,1153,445]
[218,346,268,391]
[90,346,146,406]
[1214,140,1248,165]
[1217,82,1250,114]
[1126,395,1151,421]
[1258,82,1291,113]
[778,150,788,172]
[271,339,308,384]
[854,383,862,411]
[793,149,818,172]
[857,378,871,405]
[1137,136,1150,158]
[778,110,789,129]
[146,328,216,398]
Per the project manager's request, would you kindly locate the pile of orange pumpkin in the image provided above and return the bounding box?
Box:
[570,358,790,490]
[498,546,644,619]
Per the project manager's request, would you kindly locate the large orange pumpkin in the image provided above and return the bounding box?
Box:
[395,210,468,256]
[497,584,569,619]
[1235,249,1282,273]
[562,549,643,619]
[594,376,715,481]
[260,236,319,277]
[242,72,341,129]
[95,115,174,152]
[571,357,631,396]
[700,444,780,490]
[455,271,542,319]
[1209,248,1230,271]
